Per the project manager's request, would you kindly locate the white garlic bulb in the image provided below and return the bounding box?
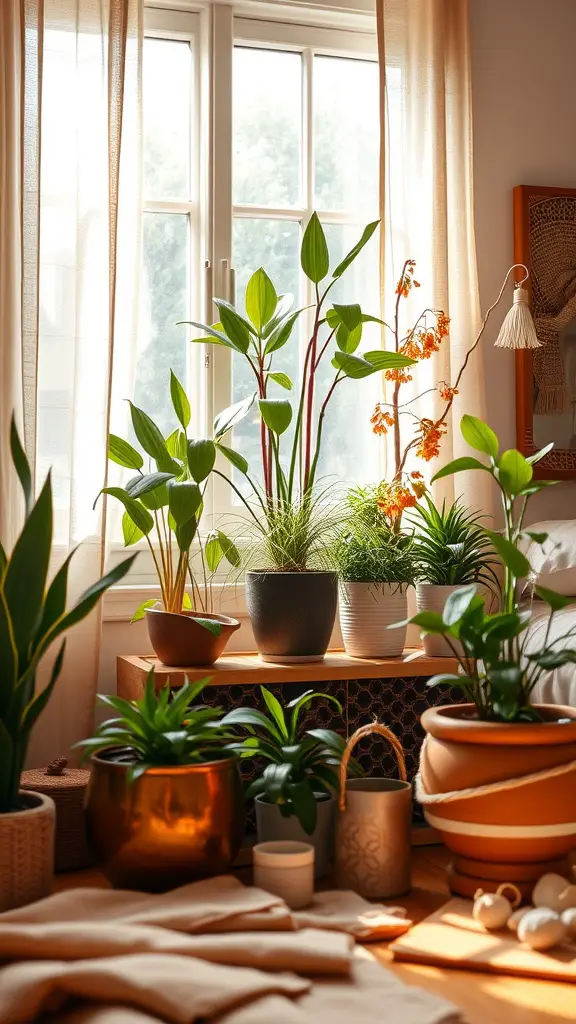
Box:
[517,908,567,950]
[507,905,534,933]
[532,873,576,913]
[561,907,576,938]
[473,891,514,930]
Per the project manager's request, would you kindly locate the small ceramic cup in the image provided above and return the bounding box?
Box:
[253,840,314,909]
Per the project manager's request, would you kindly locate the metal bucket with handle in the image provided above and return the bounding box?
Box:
[336,722,412,899]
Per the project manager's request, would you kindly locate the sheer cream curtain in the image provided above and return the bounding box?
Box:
[380,0,493,515]
[16,0,143,765]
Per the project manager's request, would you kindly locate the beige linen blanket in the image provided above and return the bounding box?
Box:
[0,875,461,1024]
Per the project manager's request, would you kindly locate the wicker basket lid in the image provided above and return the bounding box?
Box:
[21,757,90,792]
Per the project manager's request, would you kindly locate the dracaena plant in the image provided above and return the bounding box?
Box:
[1,417,135,812]
[183,214,416,571]
[99,370,241,625]
[406,414,576,722]
[409,494,499,590]
[76,673,239,782]
[221,687,361,834]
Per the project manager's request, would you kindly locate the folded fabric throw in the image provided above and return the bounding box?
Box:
[0,875,462,1024]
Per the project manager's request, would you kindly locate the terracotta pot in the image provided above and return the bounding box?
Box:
[0,791,55,911]
[339,582,408,658]
[86,749,245,891]
[245,570,337,663]
[419,703,576,896]
[146,608,240,666]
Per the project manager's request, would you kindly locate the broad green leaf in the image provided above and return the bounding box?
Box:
[216,443,248,475]
[364,350,417,370]
[301,212,329,283]
[168,480,202,526]
[460,414,499,459]
[527,442,554,465]
[217,530,240,568]
[409,610,447,633]
[205,531,224,572]
[107,434,144,471]
[193,616,223,636]
[287,780,317,834]
[187,439,216,482]
[258,399,292,435]
[166,429,188,460]
[10,416,32,516]
[333,303,362,330]
[443,584,478,626]
[263,310,300,355]
[431,456,491,483]
[139,483,170,511]
[128,402,178,474]
[498,449,533,495]
[245,268,277,330]
[170,370,191,429]
[527,648,576,669]
[126,472,174,499]
[21,641,66,736]
[426,673,466,688]
[262,294,294,338]
[214,299,252,353]
[184,319,243,352]
[182,593,192,610]
[175,515,197,553]
[518,480,559,496]
[485,530,532,578]
[263,761,293,801]
[220,706,284,742]
[331,352,380,379]
[260,686,289,740]
[534,585,575,611]
[332,220,379,279]
[268,372,292,391]
[131,598,157,623]
[4,474,53,670]
[336,321,362,353]
[99,487,154,536]
[122,512,143,547]
[213,393,256,439]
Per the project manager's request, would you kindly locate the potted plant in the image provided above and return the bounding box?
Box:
[405,414,576,896]
[0,418,134,911]
[410,494,499,656]
[335,485,418,657]
[100,370,242,666]
[79,672,244,891]
[223,687,360,877]
[185,215,416,661]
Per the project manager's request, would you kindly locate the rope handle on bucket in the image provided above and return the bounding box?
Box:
[339,721,408,812]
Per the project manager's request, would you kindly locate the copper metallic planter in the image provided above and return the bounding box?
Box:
[86,750,244,891]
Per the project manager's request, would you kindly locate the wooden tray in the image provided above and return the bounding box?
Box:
[390,898,576,983]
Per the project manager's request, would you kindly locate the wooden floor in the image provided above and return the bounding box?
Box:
[55,846,574,1024]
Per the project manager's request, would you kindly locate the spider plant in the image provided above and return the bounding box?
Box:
[76,672,238,782]
[222,687,360,833]
[409,494,499,589]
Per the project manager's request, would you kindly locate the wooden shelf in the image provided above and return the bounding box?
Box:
[117,649,459,699]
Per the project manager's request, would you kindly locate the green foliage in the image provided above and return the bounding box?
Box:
[184,214,416,571]
[335,485,417,585]
[102,371,241,617]
[405,415,573,722]
[0,418,135,812]
[77,673,238,783]
[410,495,499,588]
[222,687,361,834]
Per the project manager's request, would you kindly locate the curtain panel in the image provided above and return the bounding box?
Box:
[0,0,143,766]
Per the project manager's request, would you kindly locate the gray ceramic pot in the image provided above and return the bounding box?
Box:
[245,570,337,663]
[254,793,335,878]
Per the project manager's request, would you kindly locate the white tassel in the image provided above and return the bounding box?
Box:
[494,287,541,349]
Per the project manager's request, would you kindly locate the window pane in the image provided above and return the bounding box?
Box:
[143,38,192,200]
[232,217,301,488]
[315,223,381,483]
[134,213,189,435]
[233,48,302,207]
[314,56,379,215]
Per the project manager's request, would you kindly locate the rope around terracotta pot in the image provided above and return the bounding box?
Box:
[416,735,576,804]
[339,721,407,812]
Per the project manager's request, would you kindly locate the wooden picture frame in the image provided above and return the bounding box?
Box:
[514,184,576,479]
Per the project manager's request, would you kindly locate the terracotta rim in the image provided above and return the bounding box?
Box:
[421,703,576,746]
[145,608,240,629]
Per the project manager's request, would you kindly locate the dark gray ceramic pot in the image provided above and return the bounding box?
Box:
[255,793,335,878]
[245,570,338,663]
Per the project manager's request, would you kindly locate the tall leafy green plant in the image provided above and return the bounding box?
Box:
[0,418,135,812]
[404,415,576,722]
[99,371,241,621]
[184,215,416,570]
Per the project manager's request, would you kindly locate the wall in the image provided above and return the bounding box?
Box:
[470,0,576,523]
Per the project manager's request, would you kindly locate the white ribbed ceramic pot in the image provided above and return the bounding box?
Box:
[338,582,408,658]
[415,584,465,657]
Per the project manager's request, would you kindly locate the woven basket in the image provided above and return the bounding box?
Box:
[21,758,92,872]
[0,791,55,911]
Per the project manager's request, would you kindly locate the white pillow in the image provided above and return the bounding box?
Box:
[521,520,576,596]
